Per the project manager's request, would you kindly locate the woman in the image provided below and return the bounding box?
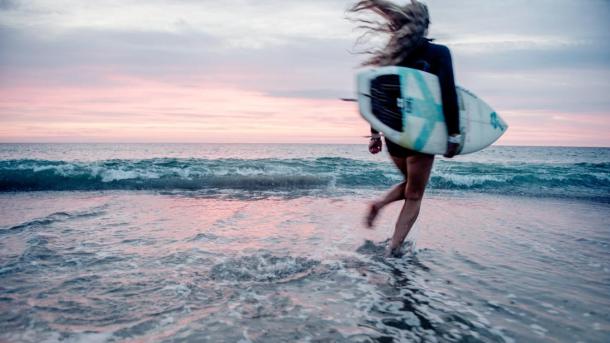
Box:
[351,0,461,256]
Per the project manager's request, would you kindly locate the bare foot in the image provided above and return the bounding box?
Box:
[365,202,381,228]
[385,246,403,258]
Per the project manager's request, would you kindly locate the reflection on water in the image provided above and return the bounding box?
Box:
[1,192,608,342]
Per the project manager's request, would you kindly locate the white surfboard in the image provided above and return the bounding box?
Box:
[357,66,507,155]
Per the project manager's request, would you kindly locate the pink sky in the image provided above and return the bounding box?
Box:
[0,0,609,146]
[2,71,608,146]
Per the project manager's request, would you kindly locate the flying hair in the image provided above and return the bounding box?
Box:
[349,0,430,66]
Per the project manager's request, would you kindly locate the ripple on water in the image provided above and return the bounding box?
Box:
[1,207,106,235]
[346,240,515,343]
[210,253,320,283]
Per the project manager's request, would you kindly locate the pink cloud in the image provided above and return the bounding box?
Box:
[1,74,608,146]
[497,109,610,147]
[0,73,364,143]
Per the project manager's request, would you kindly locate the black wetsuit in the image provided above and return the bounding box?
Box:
[373,40,460,157]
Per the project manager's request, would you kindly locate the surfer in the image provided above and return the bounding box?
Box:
[351,0,461,256]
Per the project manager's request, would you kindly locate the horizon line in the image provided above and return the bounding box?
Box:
[0,142,609,149]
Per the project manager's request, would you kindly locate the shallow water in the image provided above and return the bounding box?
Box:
[1,144,609,342]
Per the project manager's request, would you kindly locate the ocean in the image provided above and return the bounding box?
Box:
[0,144,608,342]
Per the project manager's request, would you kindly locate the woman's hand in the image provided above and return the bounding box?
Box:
[443,134,461,158]
[444,142,459,158]
[369,137,382,154]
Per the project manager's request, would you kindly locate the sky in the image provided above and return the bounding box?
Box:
[0,0,609,146]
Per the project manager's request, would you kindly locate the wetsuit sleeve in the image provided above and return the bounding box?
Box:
[436,46,460,135]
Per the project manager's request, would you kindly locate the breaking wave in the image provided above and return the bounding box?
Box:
[0,158,608,200]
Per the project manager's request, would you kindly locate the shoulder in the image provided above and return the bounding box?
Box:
[426,42,452,58]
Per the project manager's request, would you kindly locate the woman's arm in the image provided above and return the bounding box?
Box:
[435,45,460,157]
[436,45,460,136]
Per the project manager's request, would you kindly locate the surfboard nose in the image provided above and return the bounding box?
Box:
[498,115,509,132]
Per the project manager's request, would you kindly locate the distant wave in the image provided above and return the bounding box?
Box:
[1,158,608,200]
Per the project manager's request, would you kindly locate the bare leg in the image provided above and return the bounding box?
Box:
[366,156,407,228]
[389,154,434,252]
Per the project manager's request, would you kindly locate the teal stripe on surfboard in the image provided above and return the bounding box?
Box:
[399,68,444,151]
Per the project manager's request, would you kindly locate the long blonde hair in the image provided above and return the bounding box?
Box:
[349,0,430,66]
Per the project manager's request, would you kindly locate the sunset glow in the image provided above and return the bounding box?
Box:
[1,0,609,146]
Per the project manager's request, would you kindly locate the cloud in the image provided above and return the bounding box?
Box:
[0,0,18,10]
[265,89,348,100]
[428,0,609,37]
[451,38,610,71]
[0,0,356,44]
[0,22,360,96]
[0,0,609,144]
[2,1,609,85]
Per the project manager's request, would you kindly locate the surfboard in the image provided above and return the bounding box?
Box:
[357,66,508,155]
